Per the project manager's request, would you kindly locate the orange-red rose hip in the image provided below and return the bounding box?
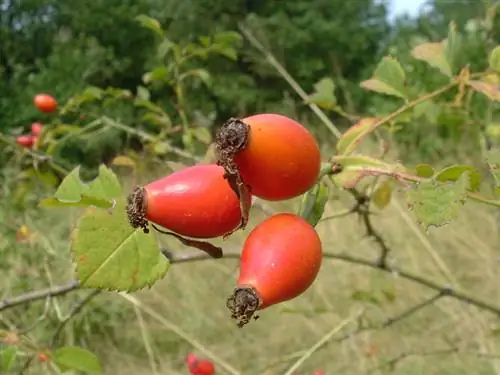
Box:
[227,213,322,327]
[126,164,250,239]
[215,113,321,201]
[34,93,58,113]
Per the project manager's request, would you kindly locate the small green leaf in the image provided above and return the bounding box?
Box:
[71,198,169,291]
[411,42,452,77]
[306,77,338,110]
[298,182,329,227]
[52,346,101,374]
[40,165,122,209]
[0,346,18,371]
[406,173,469,230]
[435,165,481,191]
[135,15,164,38]
[468,80,500,101]
[414,164,435,178]
[488,46,500,72]
[336,117,379,155]
[360,57,407,99]
[372,180,392,209]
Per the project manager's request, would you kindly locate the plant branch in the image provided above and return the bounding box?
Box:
[2,249,499,319]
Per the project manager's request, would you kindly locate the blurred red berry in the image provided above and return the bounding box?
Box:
[312,371,325,375]
[31,122,43,136]
[16,135,35,148]
[38,352,49,362]
[185,354,215,375]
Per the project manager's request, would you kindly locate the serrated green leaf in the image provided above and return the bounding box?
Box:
[468,80,500,101]
[306,77,338,110]
[435,165,481,191]
[52,346,101,374]
[373,56,407,98]
[414,164,435,178]
[372,180,392,209]
[489,46,500,72]
[135,15,164,38]
[406,173,469,230]
[0,346,18,371]
[336,117,379,155]
[298,182,329,227]
[411,42,452,77]
[40,165,122,209]
[71,199,169,291]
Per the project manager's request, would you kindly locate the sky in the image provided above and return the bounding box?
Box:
[389,0,428,20]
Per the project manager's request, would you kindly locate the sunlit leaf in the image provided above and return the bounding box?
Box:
[71,199,169,291]
[136,86,150,101]
[306,77,338,110]
[52,346,101,374]
[411,42,452,77]
[444,22,461,75]
[360,57,407,99]
[406,173,469,230]
[468,80,500,101]
[39,165,122,209]
[0,346,18,371]
[336,117,379,155]
[298,182,329,227]
[435,165,481,192]
[414,164,435,178]
[372,180,392,209]
[488,45,500,72]
[135,15,164,38]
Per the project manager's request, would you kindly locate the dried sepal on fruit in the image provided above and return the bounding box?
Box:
[126,164,251,257]
[215,113,321,205]
[227,213,323,327]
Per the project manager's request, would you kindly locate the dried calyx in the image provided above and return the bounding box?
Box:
[126,186,149,233]
[226,286,262,328]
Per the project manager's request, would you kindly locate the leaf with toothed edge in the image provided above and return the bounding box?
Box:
[71,198,169,291]
[406,172,469,231]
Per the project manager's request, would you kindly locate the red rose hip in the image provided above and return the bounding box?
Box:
[34,93,58,113]
[227,213,323,327]
[126,164,251,239]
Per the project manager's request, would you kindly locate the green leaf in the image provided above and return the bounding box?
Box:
[372,180,392,209]
[486,149,500,193]
[411,42,452,77]
[137,86,150,101]
[336,117,378,155]
[468,80,500,101]
[306,77,338,110]
[406,173,469,230]
[360,57,407,99]
[414,164,435,178]
[298,182,329,227]
[39,165,122,209]
[71,199,169,291]
[435,165,481,192]
[52,346,101,374]
[179,69,211,86]
[135,15,164,38]
[489,46,500,72]
[0,346,18,371]
[351,290,381,306]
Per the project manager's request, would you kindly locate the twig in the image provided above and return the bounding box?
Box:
[0,280,80,312]
[49,289,101,347]
[2,250,499,322]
